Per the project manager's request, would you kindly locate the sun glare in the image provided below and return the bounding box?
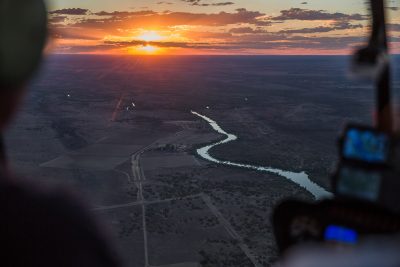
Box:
[139,45,159,54]
[138,31,163,42]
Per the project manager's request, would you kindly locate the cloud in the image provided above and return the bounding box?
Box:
[83,36,366,51]
[181,0,200,5]
[279,21,363,34]
[187,31,233,39]
[212,2,235,6]
[49,8,89,15]
[105,40,197,48]
[72,8,269,29]
[271,8,367,21]
[388,23,400,32]
[229,27,268,34]
[54,33,399,54]
[49,15,67,24]
[48,6,392,54]
[181,0,234,6]
[50,25,103,40]
[93,10,156,16]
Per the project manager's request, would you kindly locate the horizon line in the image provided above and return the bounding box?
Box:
[48,53,400,57]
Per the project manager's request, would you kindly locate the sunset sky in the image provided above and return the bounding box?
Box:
[46,0,400,55]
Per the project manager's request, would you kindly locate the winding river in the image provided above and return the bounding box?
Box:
[191,111,332,200]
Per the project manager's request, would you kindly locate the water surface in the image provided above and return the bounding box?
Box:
[191,111,333,200]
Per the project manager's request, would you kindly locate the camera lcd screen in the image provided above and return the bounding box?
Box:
[343,128,389,164]
[336,166,381,201]
[324,225,358,245]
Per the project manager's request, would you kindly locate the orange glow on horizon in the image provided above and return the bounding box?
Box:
[140,45,158,53]
[126,45,162,55]
[49,26,396,56]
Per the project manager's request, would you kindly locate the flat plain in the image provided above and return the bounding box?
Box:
[5,55,400,266]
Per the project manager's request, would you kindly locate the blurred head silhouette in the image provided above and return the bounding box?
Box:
[0,0,47,130]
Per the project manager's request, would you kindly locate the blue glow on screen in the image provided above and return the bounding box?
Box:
[325,225,358,244]
[337,166,381,201]
[343,129,388,163]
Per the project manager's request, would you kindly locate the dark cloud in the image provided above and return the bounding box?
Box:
[56,34,399,54]
[229,27,268,34]
[181,0,234,6]
[212,2,235,6]
[181,0,200,4]
[280,26,338,34]
[71,8,269,29]
[301,2,308,4]
[54,44,119,54]
[385,0,399,11]
[49,15,67,24]
[280,21,362,34]
[271,8,367,21]
[93,10,156,16]
[101,35,399,51]
[105,40,195,48]
[49,8,89,15]
[188,31,233,39]
[50,26,103,40]
[103,39,270,50]
[287,35,367,50]
[388,23,400,32]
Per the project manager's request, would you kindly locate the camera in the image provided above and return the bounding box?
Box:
[332,125,400,212]
[339,125,391,166]
[273,125,400,253]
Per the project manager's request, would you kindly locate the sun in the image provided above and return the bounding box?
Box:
[140,45,158,53]
[137,31,163,42]
[129,30,166,54]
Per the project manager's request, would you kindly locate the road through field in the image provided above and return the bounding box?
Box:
[131,145,151,267]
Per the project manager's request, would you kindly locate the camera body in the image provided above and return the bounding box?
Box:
[273,125,400,254]
[333,125,400,212]
[338,125,391,167]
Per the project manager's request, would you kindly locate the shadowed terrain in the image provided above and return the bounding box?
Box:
[5,55,400,266]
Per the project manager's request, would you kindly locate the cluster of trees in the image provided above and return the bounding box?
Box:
[118,211,142,238]
[198,240,254,267]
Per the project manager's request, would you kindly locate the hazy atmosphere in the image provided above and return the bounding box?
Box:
[46,0,400,55]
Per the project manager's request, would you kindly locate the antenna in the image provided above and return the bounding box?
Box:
[370,0,392,132]
[372,0,392,132]
[352,0,392,132]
